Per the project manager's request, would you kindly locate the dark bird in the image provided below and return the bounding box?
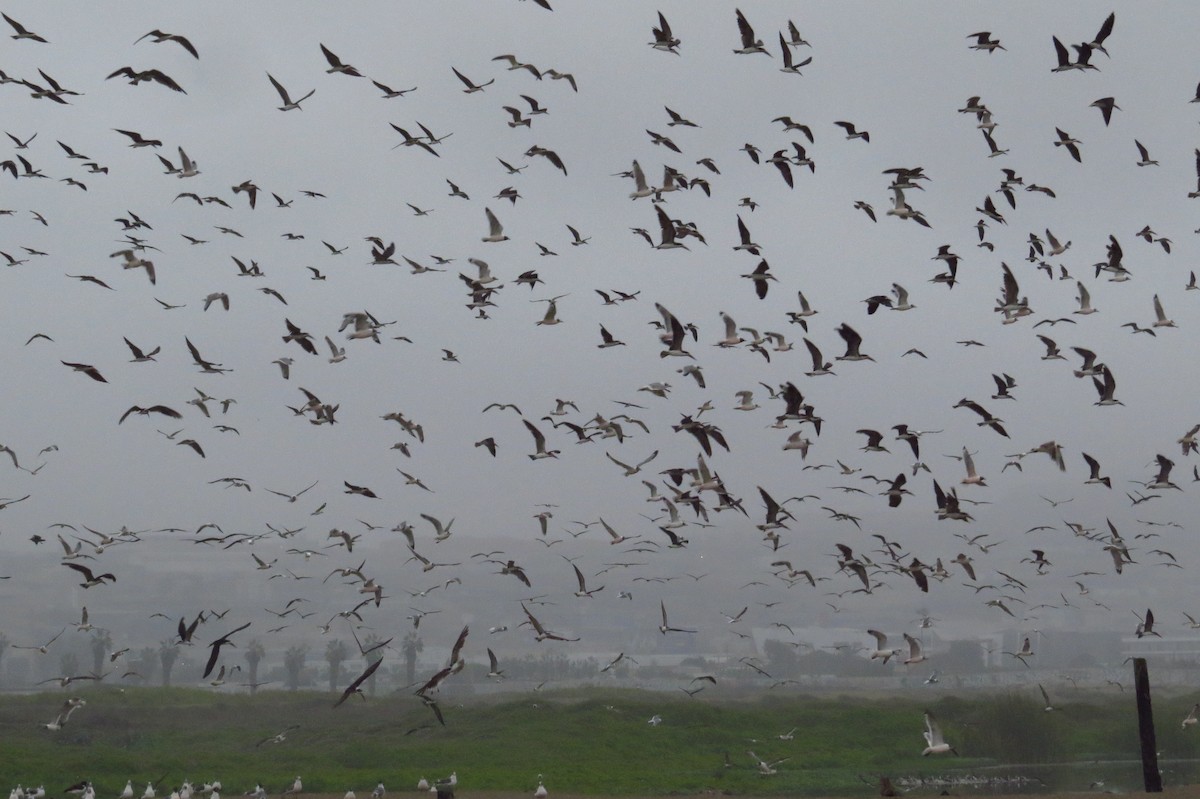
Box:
[373,79,417,98]
[61,361,107,382]
[114,129,163,148]
[344,481,379,498]
[659,599,697,634]
[834,120,870,142]
[66,274,114,290]
[1054,128,1082,162]
[2,12,47,42]
[63,562,116,588]
[176,439,205,458]
[283,319,318,355]
[119,405,182,424]
[1135,608,1160,638]
[451,66,494,93]
[834,324,873,362]
[334,657,384,707]
[203,621,251,678]
[522,603,579,641]
[134,29,199,58]
[320,43,363,76]
[1089,97,1119,126]
[967,31,1005,53]
[106,67,186,93]
[741,259,776,299]
[1087,12,1116,56]
[650,11,680,53]
[732,8,768,55]
[267,72,315,111]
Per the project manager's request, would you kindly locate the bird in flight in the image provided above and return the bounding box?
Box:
[267,73,315,111]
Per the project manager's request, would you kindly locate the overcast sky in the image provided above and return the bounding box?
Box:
[0,1,1198,679]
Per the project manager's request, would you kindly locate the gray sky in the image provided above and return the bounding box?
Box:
[0,1,1198,678]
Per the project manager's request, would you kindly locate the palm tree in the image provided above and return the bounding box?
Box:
[89,630,112,677]
[159,640,179,686]
[361,633,385,696]
[283,645,307,690]
[60,651,80,681]
[135,646,160,684]
[325,639,349,692]
[402,632,423,686]
[244,639,266,694]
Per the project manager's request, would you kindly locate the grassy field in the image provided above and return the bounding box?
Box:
[3,686,1200,795]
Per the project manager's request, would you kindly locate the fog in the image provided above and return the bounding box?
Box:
[0,2,1197,696]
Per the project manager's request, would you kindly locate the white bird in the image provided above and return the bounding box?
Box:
[43,697,85,730]
[890,283,914,311]
[629,160,654,200]
[111,249,156,284]
[1045,228,1071,255]
[176,146,199,177]
[1152,294,1176,327]
[885,187,927,225]
[1003,636,1035,666]
[961,447,986,486]
[733,390,758,411]
[535,295,566,326]
[1074,281,1097,314]
[522,419,559,460]
[325,336,346,363]
[902,633,927,665]
[921,710,957,755]
[867,630,897,663]
[486,648,505,679]
[420,512,455,542]
[533,777,547,799]
[605,450,657,476]
[1038,683,1055,712]
[747,750,789,774]
[1183,703,1199,730]
[482,207,509,242]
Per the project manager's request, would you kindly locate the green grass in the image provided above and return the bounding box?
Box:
[2,686,1199,795]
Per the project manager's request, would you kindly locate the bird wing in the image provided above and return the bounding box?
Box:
[523,419,547,450]
[334,657,383,707]
[266,73,291,104]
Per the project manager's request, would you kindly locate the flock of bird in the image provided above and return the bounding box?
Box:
[2,0,1200,776]
[4,777,463,799]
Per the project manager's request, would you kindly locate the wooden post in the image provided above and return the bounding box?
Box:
[1132,657,1163,792]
